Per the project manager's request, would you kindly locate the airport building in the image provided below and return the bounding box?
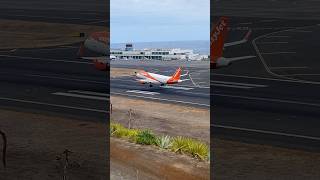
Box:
[110,43,208,61]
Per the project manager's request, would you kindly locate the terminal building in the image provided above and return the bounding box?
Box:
[110,43,208,61]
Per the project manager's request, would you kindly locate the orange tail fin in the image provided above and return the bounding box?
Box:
[167,67,182,84]
[171,67,182,80]
[211,17,229,64]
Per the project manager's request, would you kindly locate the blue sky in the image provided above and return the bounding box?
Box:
[111,0,209,43]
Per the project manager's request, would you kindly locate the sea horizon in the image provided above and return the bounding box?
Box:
[111,40,210,55]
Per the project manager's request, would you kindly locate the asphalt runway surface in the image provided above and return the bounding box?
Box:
[0,45,108,122]
[212,16,320,150]
[110,60,210,108]
[0,0,108,122]
[0,0,108,26]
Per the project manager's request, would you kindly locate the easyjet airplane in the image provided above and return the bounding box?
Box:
[211,16,254,69]
[78,31,109,71]
[135,67,189,87]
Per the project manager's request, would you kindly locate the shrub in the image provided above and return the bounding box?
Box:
[126,129,140,142]
[136,130,157,145]
[171,136,189,153]
[186,141,209,160]
[110,123,139,141]
[155,135,172,149]
[110,123,124,136]
[171,136,209,160]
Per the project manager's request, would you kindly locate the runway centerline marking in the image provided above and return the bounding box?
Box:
[53,92,109,101]
[0,55,91,64]
[212,124,320,141]
[291,30,312,33]
[266,36,290,38]
[211,80,268,89]
[260,51,296,55]
[212,73,320,85]
[212,84,254,89]
[257,42,288,44]
[160,86,194,90]
[126,90,160,95]
[112,92,209,107]
[270,66,309,69]
[285,73,320,76]
[0,97,107,113]
[69,90,109,97]
[214,93,320,108]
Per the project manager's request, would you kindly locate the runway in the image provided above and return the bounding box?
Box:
[0,0,108,25]
[110,60,210,108]
[0,45,108,121]
[0,1,108,122]
[212,16,320,150]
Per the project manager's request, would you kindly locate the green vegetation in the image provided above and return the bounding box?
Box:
[110,122,140,141]
[110,122,210,161]
[136,130,157,145]
[156,135,172,149]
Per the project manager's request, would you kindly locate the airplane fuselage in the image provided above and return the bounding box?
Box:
[136,72,181,86]
[84,37,108,55]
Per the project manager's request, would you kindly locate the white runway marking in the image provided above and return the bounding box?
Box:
[53,92,108,101]
[291,30,312,33]
[257,42,288,44]
[212,84,254,89]
[160,86,194,90]
[260,51,296,55]
[214,93,320,108]
[126,90,160,95]
[211,80,268,89]
[212,73,320,85]
[0,97,107,113]
[69,90,109,97]
[22,74,105,84]
[0,55,91,64]
[112,92,209,107]
[285,74,320,76]
[212,124,320,141]
[266,36,290,38]
[270,66,309,69]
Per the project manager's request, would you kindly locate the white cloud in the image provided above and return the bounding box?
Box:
[110,0,209,42]
[111,0,209,18]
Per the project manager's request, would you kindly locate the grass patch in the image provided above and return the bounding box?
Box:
[110,123,140,141]
[136,130,157,145]
[110,122,209,161]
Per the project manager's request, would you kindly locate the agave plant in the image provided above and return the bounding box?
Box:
[171,136,189,153]
[186,141,209,160]
[156,135,172,149]
[136,130,157,145]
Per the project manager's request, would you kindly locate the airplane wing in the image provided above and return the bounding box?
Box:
[136,78,159,84]
[224,29,252,47]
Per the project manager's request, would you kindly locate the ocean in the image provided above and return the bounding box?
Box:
[111,40,210,55]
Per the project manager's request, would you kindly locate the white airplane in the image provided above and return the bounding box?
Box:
[135,67,189,87]
[78,31,109,71]
[211,16,255,69]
